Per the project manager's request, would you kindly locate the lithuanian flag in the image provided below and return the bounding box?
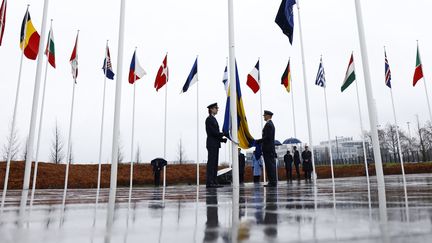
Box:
[20,10,40,60]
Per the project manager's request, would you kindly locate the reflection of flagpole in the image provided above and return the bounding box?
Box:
[296,0,316,183]
[258,58,266,184]
[106,0,126,235]
[30,20,53,209]
[96,40,109,206]
[354,0,387,222]
[0,4,29,215]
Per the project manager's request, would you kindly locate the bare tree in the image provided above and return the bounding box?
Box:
[22,137,28,161]
[177,138,187,164]
[50,122,65,164]
[1,123,20,161]
[135,144,142,163]
[68,142,74,164]
[117,138,125,163]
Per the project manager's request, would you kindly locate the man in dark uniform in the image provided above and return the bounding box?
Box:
[238,148,246,184]
[302,145,313,181]
[284,150,294,181]
[205,103,227,188]
[256,110,277,187]
[293,146,301,180]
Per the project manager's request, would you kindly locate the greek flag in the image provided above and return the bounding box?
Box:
[315,58,326,88]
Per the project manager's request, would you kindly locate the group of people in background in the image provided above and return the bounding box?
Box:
[283,146,313,181]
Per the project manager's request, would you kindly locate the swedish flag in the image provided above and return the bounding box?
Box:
[222,62,255,149]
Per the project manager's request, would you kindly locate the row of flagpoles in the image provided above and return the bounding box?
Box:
[0,0,426,226]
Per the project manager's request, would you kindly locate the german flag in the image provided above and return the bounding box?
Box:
[20,9,40,60]
[281,58,291,93]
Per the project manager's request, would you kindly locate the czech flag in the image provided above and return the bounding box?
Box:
[20,9,40,60]
[246,60,260,93]
[128,50,146,84]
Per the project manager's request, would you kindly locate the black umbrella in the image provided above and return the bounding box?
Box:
[274,140,282,146]
[283,137,301,144]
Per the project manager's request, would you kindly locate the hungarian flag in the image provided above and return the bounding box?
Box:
[413,44,424,87]
[69,33,79,81]
[20,9,40,60]
[246,60,260,93]
[281,59,291,92]
[44,26,55,68]
[0,0,7,46]
[128,50,146,84]
[154,54,169,91]
[341,53,356,92]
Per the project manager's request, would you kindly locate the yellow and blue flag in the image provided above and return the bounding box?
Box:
[222,62,255,149]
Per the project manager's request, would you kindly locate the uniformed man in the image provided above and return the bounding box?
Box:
[284,150,294,181]
[256,110,277,187]
[293,146,301,180]
[205,103,227,188]
[238,148,246,184]
[302,145,313,181]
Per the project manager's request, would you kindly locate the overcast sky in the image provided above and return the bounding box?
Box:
[0,0,431,164]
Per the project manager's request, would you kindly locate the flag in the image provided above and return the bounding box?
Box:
[128,50,146,84]
[44,26,55,68]
[275,0,296,44]
[181,57,198,93]
[384,50,391,88]
[315,57,326,88]
[222,64,229,94]
[154,54,168,91]
[281,59,291,92]
[222,62,255,149]
[246,60,260,93]
[0,0,7,46]
[69,33,78,81]
[413,44,424,87]
[341,53,356,92]
[102,45,115,80]
[20,9,40,60]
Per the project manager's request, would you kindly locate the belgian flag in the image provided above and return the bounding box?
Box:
[20,9,40,60]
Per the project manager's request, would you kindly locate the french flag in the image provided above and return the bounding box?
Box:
[128,50,146,84]
[246,60,260,93]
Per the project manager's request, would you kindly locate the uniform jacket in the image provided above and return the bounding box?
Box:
[257,120,276,155]
[284,153,293,166]
[205,115,225,148]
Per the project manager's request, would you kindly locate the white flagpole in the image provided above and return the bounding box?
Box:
[0,5,29,215]
[19,0,49,224]
[30,20,53,208]
[196,56,200,187]
[354,0,387,222]
[417,42,432,122]
[95,40,109,205]
[62,72,77,206]
[129,65,137,203]
[163,63,168,188]
[258,58,266,184]
[291,81,297,139]
[106,0,126,232]
[228,0,239,190]
[296,0,316,182]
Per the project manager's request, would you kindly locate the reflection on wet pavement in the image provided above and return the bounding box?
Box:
[0,174,432,242]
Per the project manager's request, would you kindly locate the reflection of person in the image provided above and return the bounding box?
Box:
[302,146,313,180]
[238,148,246,184]
[252,148,263,183]
[293,146,301,180]
[151,158,167,186]
[253,185,264,224]
[284,150,294,181]
[256,110,277,187]
[263,187,278,238]
[205,103,227,188]
[204,188,219,242]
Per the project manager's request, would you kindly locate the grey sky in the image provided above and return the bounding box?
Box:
[0,0,431,164]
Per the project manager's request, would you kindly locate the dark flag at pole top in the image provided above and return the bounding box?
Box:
[275,0,296,45]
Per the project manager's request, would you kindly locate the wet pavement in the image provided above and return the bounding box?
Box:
[0,173,432,243]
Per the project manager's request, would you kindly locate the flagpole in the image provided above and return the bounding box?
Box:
[163,59,168,189]
[19,0,49,226]
[417,41,432,122]
[228,0,239,190]
[196,56,200,187]
[129,62,137,203]
[95,40,109,205]
[30,20,53,208]
[296,0,316,182]
[258,57,266,184]
[107,0,126,232]
[354,0,387,222]
[0,4,29,215]
[291,76,297,139]
[388,80,409,221]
